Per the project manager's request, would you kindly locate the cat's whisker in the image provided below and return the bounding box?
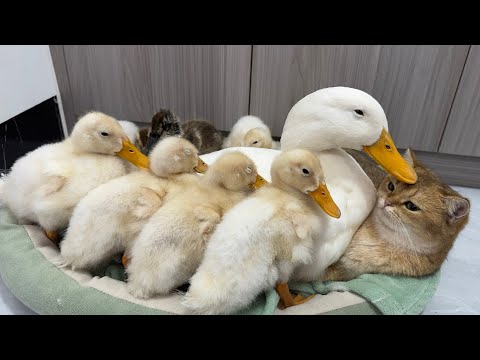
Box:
[389,211,422,264]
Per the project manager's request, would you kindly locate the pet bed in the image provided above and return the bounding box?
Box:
[0,206,440,315]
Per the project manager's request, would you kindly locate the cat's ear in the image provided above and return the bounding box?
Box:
[444,195,470,224]
[403,148,417,167]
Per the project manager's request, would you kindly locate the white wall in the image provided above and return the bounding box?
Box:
[0,45,66,134]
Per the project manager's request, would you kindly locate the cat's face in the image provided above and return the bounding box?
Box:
[372,149,470,254]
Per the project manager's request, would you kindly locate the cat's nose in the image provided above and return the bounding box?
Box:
[378,197,392,208]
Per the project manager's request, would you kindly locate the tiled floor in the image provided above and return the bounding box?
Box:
[1,185,478,315]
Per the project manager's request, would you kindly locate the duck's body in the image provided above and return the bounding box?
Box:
[1,112,148,238]
[200,87,417,282]
[59,137,203,271]
[183,149,339,314]
[200,147,374,280]
[126,152,259,299]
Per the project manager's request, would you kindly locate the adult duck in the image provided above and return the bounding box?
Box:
[200,86,417,289]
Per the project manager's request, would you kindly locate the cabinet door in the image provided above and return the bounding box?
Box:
[249,45,469,152]
[439,46,480,157]
[62,45,251,131]
[371,45,469,151]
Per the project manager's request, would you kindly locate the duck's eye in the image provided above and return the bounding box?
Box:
[163,124,171,131]
[404,201,420,211]
[252,141,259,145]
[302,168,310,175]
[388,182,395,191]
[100,132,109,136]
[354,110,364,116]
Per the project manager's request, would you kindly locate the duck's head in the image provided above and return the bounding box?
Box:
[242,127,273,149]
[271,149,341,218]
[71,112,149,169]
[281,87,417,184]
[204,151,266,191]
[145,109,183,153]
[149,137,208,177]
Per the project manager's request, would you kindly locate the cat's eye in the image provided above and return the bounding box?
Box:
[388,182,395,192]
[100,132,109,136]
[404,201,420,211]
[252,141,259,145]
[302,168,310,175]
[354,109,364,116]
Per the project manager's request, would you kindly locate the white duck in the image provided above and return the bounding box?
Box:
[200,87,417,283]
[59,137,207,271]
[0,112,149,243]
[183,149,341,314]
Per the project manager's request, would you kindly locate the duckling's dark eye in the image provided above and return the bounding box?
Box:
[354,110,364,116]
[252,141,259,145]
[388,182,395,191]
[404,201,420,211]
[100,132,109,137]
[163,124,171,131]
[302,168,310,175]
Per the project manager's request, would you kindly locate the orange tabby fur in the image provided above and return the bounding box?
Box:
[324,149,470,281]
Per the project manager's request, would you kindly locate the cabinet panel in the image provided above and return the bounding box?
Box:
[63,45,252,131]
[439,45,480,156]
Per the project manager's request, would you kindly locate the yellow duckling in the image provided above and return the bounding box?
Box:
[182,149,340,314]
[126,151,265,299]
[0,112,148,243]
[59,137,206,271]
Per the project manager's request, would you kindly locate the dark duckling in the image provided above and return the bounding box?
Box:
[138,109,224,155]
[181,119,224,155]
[139,109,184,155]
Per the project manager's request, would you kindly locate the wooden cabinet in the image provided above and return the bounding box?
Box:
[50,45,480,187]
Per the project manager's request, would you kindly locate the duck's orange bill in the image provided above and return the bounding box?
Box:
[117,139,150,170]
[363,128,417,184]
[309,183,341,219]
[249,174,269,190]
[194,158,209,174]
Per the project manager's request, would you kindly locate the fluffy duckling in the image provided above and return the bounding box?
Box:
[223,115,273,149]
[182,149,341,315]
[59,137,207,271]
[181,119,224,155]
[118,120,140,144]
[126,151,265,299]
[139,109,184,154]
[0,112,148,243]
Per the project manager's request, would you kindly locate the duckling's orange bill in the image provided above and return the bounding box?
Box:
[117,139,150,170]
[309,183,341,219]
[194,158,209,174]
[363,128,417,184]
[249,174,269,190]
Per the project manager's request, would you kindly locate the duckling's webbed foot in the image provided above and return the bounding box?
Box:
[44,229,60,246]
[275,282,315,310]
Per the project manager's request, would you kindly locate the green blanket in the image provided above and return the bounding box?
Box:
[0,206,440,315]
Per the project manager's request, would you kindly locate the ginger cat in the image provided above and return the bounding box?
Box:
[324,149,470,281]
